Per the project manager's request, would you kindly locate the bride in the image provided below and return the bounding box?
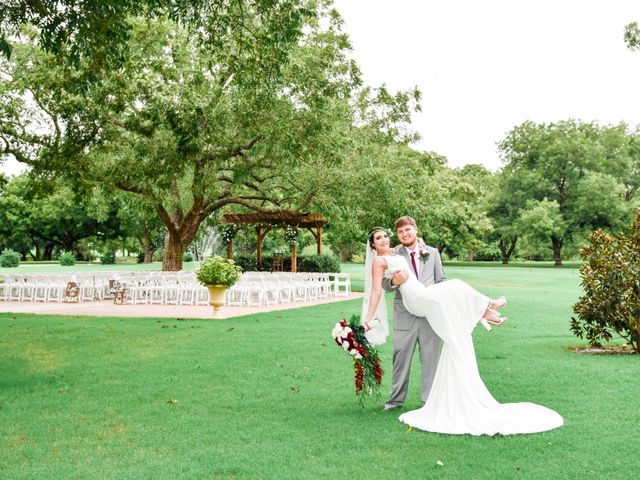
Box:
[362,227,564,435]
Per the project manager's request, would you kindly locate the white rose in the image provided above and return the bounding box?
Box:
[340,327,352,338]
[331,324,344,338]
[342,341,351,351]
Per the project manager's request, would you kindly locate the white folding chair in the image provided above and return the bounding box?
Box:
[334,273,351,297]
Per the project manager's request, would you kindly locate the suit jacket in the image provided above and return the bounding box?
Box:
[382,244,446,329]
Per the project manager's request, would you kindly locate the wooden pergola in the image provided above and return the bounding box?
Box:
[221,212,327,272]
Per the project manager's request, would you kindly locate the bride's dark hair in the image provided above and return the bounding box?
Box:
[367,227,388,249]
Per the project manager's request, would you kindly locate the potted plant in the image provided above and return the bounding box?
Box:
[196,255,242,316]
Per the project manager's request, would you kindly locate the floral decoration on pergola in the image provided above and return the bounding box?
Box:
[221,212,327,272]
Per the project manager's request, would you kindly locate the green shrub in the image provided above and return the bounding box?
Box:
[234,253,258,272]
[100,251,116,265]
[183,251,194,262]
[233,253,339,272]
[298,254,340,273]
[59,252,76,266]
[0,249,21,268]
[136,251,145,263]
[196,255,241,287]
[571,210,640,353]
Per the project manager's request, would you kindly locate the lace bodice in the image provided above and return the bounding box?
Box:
[381,254,410,277]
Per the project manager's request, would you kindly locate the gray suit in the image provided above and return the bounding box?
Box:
[382,245,445,407]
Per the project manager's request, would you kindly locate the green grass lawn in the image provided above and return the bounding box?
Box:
[1,267,638,479]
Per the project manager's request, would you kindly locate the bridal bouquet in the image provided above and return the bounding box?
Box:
[332,315,383,406]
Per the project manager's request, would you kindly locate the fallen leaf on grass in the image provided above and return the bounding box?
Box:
[226,327,234,331]
[436,460,444,467]
[289,387,299,395]
[515,464,521,471]
[167,399,179,404]
[406,427,413,433]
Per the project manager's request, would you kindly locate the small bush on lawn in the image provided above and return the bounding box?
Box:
[100,251,116,265]
[572,209,640,353]
[183,251,194,262]
[136,252,145,263]
[0,249,21,267]
[59,252,76,266]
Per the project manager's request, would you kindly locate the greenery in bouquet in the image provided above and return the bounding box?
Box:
[196,255,242,287]
[332,314,383,406]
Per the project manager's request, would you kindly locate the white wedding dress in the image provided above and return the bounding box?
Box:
[381,254,564,436]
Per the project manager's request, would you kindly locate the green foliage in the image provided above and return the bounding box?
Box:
[497,120,640,265]
[0,248,20,267]
[571,211,640,353]
[0,0,308,80]
[298,254,340,273]
[196,255,241,287]
[350,253,365,264]
[233,253,259,272]
[100,251,116,265]
[183,251,193,263]
[625,22,640,51]
[58,252,76,266]
[136,251,145,264]
[233,253,339,272]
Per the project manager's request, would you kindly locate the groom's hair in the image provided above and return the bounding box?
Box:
[395,216,417,230]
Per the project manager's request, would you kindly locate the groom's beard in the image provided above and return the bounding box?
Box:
[400,239,418,249]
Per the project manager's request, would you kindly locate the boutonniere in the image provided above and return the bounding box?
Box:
[417,239,430,263]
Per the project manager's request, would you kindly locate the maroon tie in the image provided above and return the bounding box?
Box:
[410,251,419,278]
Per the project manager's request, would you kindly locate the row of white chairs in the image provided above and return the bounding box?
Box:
[0,272,209,305]
[224,272,351,307]
[0,271,351,307]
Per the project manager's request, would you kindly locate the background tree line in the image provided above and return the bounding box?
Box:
[1,1,639,268]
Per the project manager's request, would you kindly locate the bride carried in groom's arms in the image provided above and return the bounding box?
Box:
[361,216,563,436]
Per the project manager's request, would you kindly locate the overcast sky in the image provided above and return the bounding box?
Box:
[2,1,640,176]
[333,0,640,171]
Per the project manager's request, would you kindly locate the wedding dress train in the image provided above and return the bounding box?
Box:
[382,255,564,436]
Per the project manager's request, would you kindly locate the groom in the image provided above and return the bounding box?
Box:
[382,216,445,410]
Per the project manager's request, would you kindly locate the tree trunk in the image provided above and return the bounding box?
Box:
[551,236,563,267]
[161,217,201,271]
[498,237,517,264]
[44,243,54,260]
[162,232,186,271]
[138,233,155,263]
[467,248,474,261]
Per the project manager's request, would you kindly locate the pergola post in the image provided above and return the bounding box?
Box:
[291,242,297,272]
[226,240,233,260]
[306,224,323,255]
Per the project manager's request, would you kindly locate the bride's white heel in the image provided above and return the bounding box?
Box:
[480,318,492,332]
[481,309,507,331]
[486,309,507,326]
[491,296,507,310]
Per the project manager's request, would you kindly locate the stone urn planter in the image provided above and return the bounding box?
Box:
[206,285,227,316]
[196,255,242,318]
